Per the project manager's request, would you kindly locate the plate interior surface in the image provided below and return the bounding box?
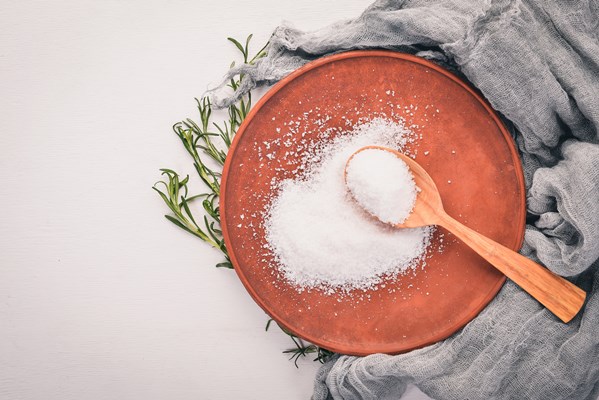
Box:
[221,51,525,355]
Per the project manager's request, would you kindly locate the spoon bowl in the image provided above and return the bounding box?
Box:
[345,145,586,323]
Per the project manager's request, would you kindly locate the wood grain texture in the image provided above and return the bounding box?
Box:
[2,1,428,400]
[361,147,587,323]
[437,213,586,322]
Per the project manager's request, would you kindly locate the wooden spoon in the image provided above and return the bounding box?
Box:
[345,145,586,323]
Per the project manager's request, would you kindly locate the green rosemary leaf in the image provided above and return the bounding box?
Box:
[244,34,253,58]
[178,176,190,192]
[248,40,269,64]
[180,197,201,230]
[202,199,216,219]
[203,214,216,237]
[158,167,180,176]
[265,318,274,331]
[227,37,246,60]
[185,193,207,203]
[197,98,211,131]
[164,215,196,236]
[155,34,333,364]
[152,186,179,216]
[315,348,334,364]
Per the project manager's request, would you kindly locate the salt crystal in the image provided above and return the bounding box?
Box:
[263,118,433,293]
[345,148,417,225]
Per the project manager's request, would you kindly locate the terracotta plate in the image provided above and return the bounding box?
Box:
[221,51,525,356]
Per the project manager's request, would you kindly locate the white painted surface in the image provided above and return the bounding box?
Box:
[0,1,431,399]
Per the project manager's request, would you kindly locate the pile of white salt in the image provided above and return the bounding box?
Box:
[263,118,432,293]
[345,148,417,225]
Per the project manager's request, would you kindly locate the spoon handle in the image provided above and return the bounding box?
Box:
[437,212,586,323]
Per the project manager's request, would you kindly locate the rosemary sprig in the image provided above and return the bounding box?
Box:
[153,169,224,250]
[154,34,332,365]
[153,36,264,268]
[266,319,334,367]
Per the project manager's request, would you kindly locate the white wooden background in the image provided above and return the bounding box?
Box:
[0,1,431,399]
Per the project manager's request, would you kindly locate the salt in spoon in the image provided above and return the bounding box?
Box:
[345,145,586,323]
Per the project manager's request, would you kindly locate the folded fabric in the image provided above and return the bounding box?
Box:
[209,0,599,398]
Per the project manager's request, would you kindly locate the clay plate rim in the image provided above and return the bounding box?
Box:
[220,50,526,355]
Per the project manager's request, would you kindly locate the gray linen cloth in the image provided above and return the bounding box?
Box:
[209,0,599,398]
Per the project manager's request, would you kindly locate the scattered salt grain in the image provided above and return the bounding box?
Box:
[263,118,433,293]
